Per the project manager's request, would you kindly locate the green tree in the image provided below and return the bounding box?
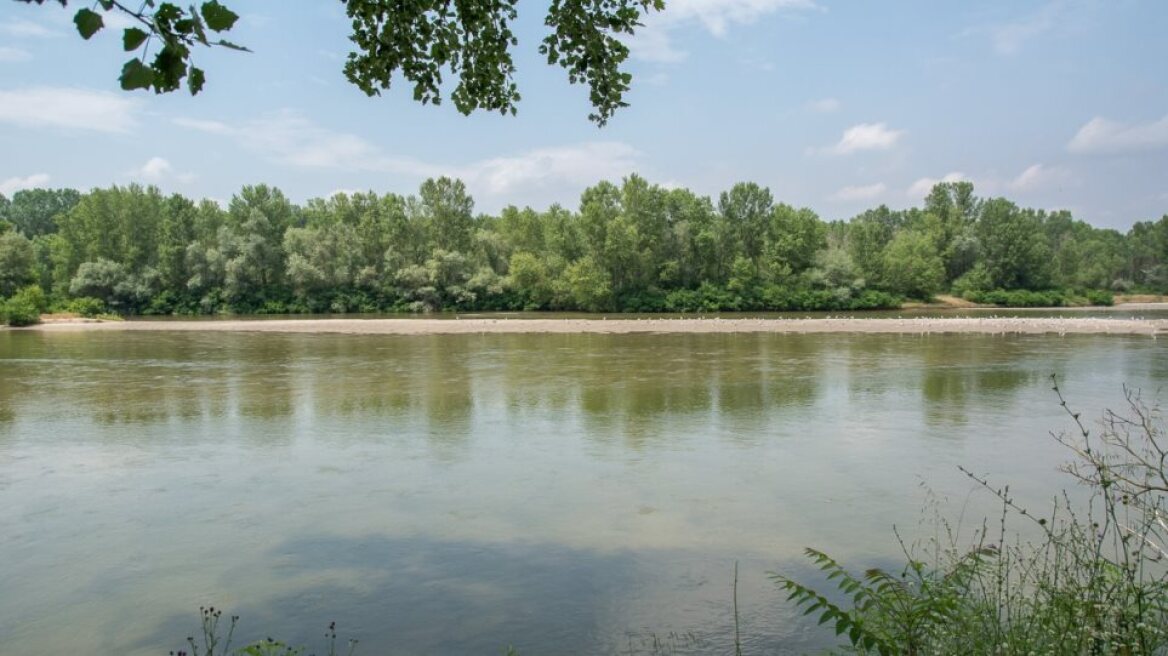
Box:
[880,230,944,299]
[420,178,476,255]
[1125,216,1168,290]
[69,257,159,311]
[846,205,904,285]
[976,199,1052,290]
[923,181,980,282]
[507,251,556,309]
[0,231,37,297]
[766,204,826,278]
[560,255,611,311]
[0,188,81,238]
[158,194,198,291]
[54,184,164,290]
[718,182,772,267]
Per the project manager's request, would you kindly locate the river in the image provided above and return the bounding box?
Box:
[2,327,1165,654]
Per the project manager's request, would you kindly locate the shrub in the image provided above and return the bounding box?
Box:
[664,283,743,312]
[1084,289,1114,306]
[964,288,1068,307]
[950,265,993,298]
[1,285,47,327]
[65,297,107,318]
[173,607,357,656]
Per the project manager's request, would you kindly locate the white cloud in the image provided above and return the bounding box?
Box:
[1067,114,1168,154]
[0,87,138,133]
[806,98,840,113]
[987,3,1061,55]
[831,182,886,202]
[137,157,173,180]
[907,172,967,199]
[0,173,50,196]
[0,46,32,62]
[819,122,905,155]
[663,0,819,36]
[1008,163,1070,191]
[0,19,58,38]
[630,0,818,63]
[173,117,233,135]
[128,156,196,184]
[174,111,642,200]
[465,142,640,195]
[627,27,687,63]
[177,111,426,172]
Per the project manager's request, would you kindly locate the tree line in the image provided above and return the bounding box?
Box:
[0,177,1164,321]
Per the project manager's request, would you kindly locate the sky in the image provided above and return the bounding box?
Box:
[0,0,1165,229]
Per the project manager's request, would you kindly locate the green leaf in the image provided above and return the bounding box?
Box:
[187,66,205,95]
[214,39,250,52]
[73,9,104,40]
[119,58,155,91]
[123,28,149,51]
[200,1,239,32]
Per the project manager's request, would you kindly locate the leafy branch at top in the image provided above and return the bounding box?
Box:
[17,0,247,95]
[19,0,665,125]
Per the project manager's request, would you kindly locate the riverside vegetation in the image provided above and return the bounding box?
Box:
[772,378,1168,655]
[0,178,1164,325]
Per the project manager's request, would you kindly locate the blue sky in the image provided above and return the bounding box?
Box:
[0,0,1165,228]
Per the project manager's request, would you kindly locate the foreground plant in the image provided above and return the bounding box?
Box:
[771,375,1168,655]
[170,607,357,656]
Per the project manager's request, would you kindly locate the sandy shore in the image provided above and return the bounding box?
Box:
[20,316,1168,336]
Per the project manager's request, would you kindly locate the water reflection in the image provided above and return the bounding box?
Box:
[0,332,1161,446]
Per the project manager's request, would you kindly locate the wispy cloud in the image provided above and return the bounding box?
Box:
[1008,163,1070,191]
[0,46,32,62]
[0,87,139,133]
[1067,114,1168,154]
[0,19,58,38]
[467,143,641,195]
[0,173,50,196]
[806,98,840,113]
[174,111,642,200]
[629,0,819,63]
[965,0,1098,56]
[628,27,687,63]
[831,182,886,202]
[907,172,967,199]
[987,2,1062,55]
[816,122,905,155]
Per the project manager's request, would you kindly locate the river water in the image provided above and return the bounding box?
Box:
[1,326,1165,654]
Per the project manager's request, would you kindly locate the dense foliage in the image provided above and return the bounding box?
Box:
[19,0,662,124]
[0,178,1162,322]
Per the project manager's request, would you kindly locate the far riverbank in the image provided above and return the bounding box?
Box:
[20,315,1168,336]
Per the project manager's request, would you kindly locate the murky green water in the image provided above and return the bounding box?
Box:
[1,329,1165,655]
